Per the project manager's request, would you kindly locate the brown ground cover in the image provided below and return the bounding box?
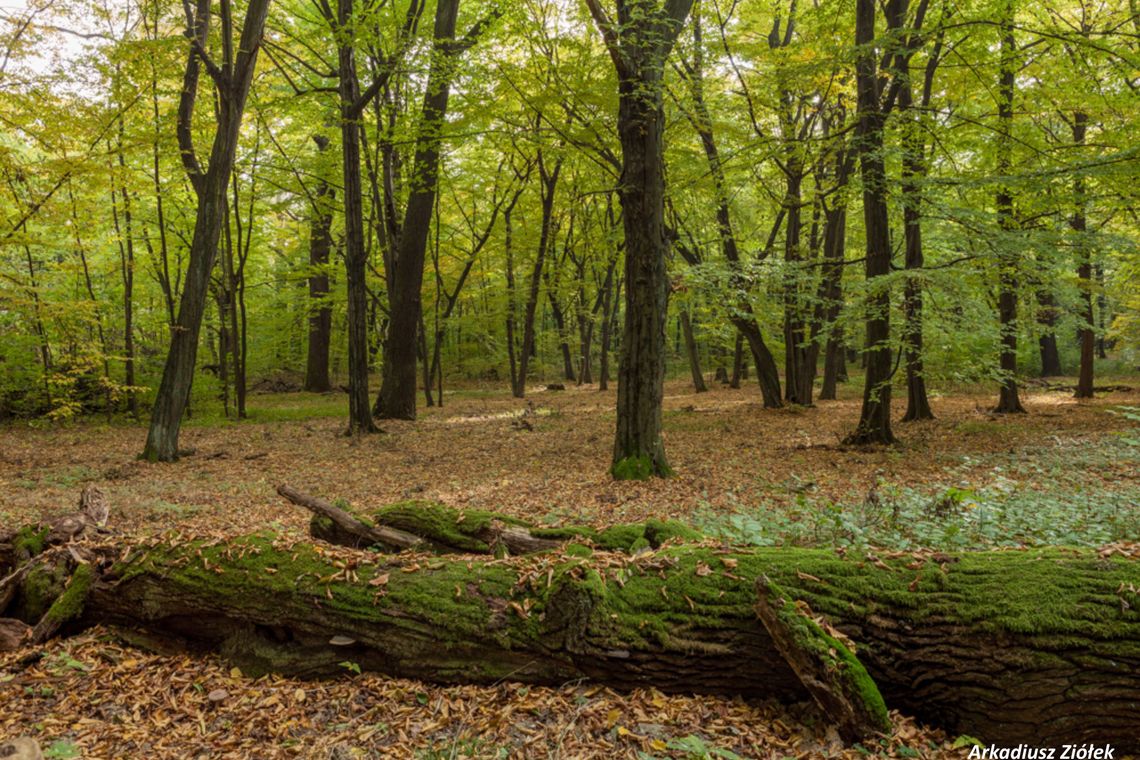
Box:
[1,379,1137,758]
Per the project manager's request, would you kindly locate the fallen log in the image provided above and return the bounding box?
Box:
[278,485,700,556]
[56,535,1139,750]
[0,486,108,651]
[755,575,890,743]
[276,485,424,551]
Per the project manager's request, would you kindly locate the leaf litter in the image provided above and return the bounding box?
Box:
[2,381,1137,757]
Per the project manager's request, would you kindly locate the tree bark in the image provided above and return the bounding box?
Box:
[376,0,467,420]
[587,0,696,479]
[782,160,813,406]
[730,333,745,389]
[142,0,272,461]
[898,65,934,422]
[333,0,379,434]
[993,1,1026,415]
[599,269,616,391]
[815,139,852,403]
[6,492,1140,750]
[845,0,895,445]
[305,136,335,394]
[680,309,707,392]
[1037,292,1063,378]
[1073,111,1095,399]
[514,153,562,398]
[8,535,1130,751]
[674,22,782,408]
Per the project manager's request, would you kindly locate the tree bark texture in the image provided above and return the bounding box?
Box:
[585,0,696,478]
[5,492,1140,750]
[16,538,1133,751]
[993,2,1026,415]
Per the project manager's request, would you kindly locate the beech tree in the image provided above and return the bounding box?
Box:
[141,0,272,461]
[584,0,696,479]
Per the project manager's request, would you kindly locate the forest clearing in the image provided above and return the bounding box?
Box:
[3,380,1139,758]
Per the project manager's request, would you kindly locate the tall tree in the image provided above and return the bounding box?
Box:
[142,0,272,461]
[330,0,380,433]
[305,134,335,394]
[895,0,937,422]
[671,5,782,408]
[844,0,895,445]
[584,0,696,479]
[1073,109,1095,400]
[375,0,499,420]
[992,0,1026,415]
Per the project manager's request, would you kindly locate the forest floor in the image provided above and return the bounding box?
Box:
[2,377,1139,758]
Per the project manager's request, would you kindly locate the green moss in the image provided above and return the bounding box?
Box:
[564,544,594,558]
[643,518,703,546]
[611,455,656,481]
[578,546,1140,658]
[113,536,1140,686]
[530,525,598,542]
[12,525,49,559]
[594,520,703,552]
[372,501,529,553]
[42,563,95,625]
[20,561,70,621]
[595,525,645,551]
[310,515,336,536]
[765,577,890,732]
[119,535,533,651]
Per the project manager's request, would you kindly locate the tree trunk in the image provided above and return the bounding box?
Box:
[376,0,463,421]
[7,534,1131,751]
[505,202,521,395]
[676,27,782,409]
[730,333,744,389]
[335,0,379,434]
[1095,263,1108,359]
[6,493,1140,750]
[612,79,672,478]
[993,1,1026,415]
[142,0,271,461]
[1073,111,1094,400]
[598,270,616,391]
[548,291,577,383]
[305,136,334,394]
[899,77,934,422]
[1037,292,1063,378]
[782,162,813,406]
[815,145,852,403]
[587,0,695,479]
[845,0,895,445]
[680,309,707,393]
[110,118,138,418]
[515,154,562,398]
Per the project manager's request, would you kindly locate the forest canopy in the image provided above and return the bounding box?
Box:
[0,0,1137,469]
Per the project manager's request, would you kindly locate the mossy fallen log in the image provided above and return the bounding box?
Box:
[65,534,1140,750]
[279,485,702,556]
[755,575,890,742]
